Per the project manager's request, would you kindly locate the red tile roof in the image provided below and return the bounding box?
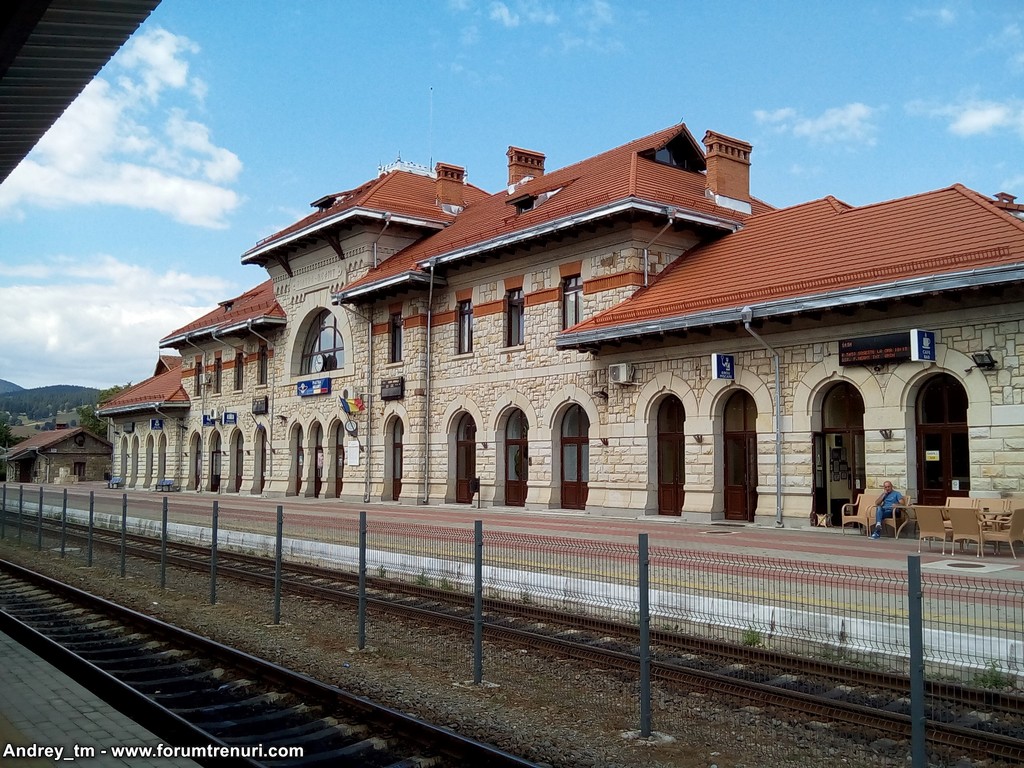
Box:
[337,124,773,297]
[242,168,491,264]
[98,364,189,415]
[561,185,1024,342]
[155,355,182,376]
[160,279,285,344]
[7,427,110,460]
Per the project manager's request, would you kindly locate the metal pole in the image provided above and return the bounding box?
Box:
[908,555,927,768]
[36,485,43,551]
[473,519,483,685]
[60,489,67,558]
[358,510,367,649]
[17,485,23,545]
[119,493,127,577]
[87,491,95,566]
[160,496,168,589]
[638,533,652,737]
[273,505,283,624]
[210,500,219,605]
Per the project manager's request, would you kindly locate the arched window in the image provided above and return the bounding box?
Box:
[301,310,344,374]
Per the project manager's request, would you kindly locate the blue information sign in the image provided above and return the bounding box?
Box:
[711,353,735,380]
[297,378,332,397]
[223,412,238,425]
[150,418,163,430]
[910,329,936,362]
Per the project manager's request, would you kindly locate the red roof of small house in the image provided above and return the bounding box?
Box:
[558,185,1024,346]
[155,355,181,376]
[97,364,189,416]
[7,427,110,461]
[160,279,285,345]
[336,123,773,299]
[241,167,492,265]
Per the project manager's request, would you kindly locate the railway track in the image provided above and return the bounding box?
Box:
[8,515,1024,763]
[0,559,541,768]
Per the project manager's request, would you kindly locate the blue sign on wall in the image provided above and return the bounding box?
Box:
[711,353,735,380]
[910,329,936,362]
[202,415,215,427]
[151,418,163,430]
[223,412,238,425]
[297,378,332,397]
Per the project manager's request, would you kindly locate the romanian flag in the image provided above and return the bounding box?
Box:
[339,397,365,414]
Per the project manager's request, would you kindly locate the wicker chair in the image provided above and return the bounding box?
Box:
[946,507,983,557]
[916,505,952,554]
[980,508,1024,558]
[841,490,883,535]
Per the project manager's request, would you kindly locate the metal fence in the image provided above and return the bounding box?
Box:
[1,482,1021,765]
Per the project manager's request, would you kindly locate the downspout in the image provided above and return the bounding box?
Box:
[641,207,677,287]
[741,307,784,528]
[247,320,277,491]
[372,213,392,269]
[422,259,436,504]
[334,301,374,504]
[181,334,208,491]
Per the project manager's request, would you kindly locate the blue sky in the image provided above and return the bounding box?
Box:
[1,1,1022,390]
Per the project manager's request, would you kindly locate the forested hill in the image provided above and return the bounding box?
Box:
[0,379,23,395]
[0,385,101,421]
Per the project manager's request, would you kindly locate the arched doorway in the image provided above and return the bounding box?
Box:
[130,436,140,487]
[390,419,404,501]
[293,425,304,496]
[917,373,970,505]
[657,396,685,515]
[312,422,324,497]
[505,409,529,507]
[723,391,758,522]
[560,404,589,510]
[157,433,167,481]
[455,413,477,504]
[120,436,128,479]
[255,426,267,495]
[189,434,202,491]
[144,435,154,488]
[334,422,345,497]
[813,383,865,525]
[209,431,222,492]
[232,431,244,492]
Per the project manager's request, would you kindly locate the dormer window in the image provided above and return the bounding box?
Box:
[642,132,706,173]
[514,196,536,214]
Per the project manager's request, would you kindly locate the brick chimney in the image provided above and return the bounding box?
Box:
[507,146,545,187]
[435,162,466,209]
[703,130,752,204]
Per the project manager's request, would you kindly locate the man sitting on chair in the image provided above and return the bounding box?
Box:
[871,481,905,539]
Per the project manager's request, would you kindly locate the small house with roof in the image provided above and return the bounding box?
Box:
[6,427,111,485]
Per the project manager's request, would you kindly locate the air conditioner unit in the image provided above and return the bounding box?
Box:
[208,408,219,421]
[204,373,213,385]
[608,363,634,385]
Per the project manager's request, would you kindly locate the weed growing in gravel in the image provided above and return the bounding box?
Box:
[415,571,431,587]
[741,627,764,647]
[974,661,1010,690]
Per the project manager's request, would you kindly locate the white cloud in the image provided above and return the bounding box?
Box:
[907,6,956,26]
[0,27,241,229]
[490,2,519,27]
[755,103,879,146]
[0,255,235,389]
[908,98,1024,137]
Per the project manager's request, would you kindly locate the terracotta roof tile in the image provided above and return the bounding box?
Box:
[160,279,285,343]
[339,124,771,296]
[7,427,110,460]
[567,185,1024,336]
[98,364,189,414]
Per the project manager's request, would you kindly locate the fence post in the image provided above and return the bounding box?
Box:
[87,491,95,566]
[160,496,168,589]
[473,520,484,685]
[210,500,219,605]
[60,489,67,558]
[273,505,283,625]
[907,555,926,768]
[119,493,127,577]
[36,485,43,551]
[639,533,652,737]
[358,510,367,649]
[17,485,23,545]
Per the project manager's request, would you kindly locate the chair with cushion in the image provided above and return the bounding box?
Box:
[841,490,883,535]
[980,508,1024,558]
[946,507,983,557]
[916,506,952,554]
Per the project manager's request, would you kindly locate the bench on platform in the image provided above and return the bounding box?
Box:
[155,479,179,492]
[107,476,124,489]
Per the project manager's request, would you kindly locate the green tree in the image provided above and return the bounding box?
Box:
[0,412,24,481]
[76,384,131,436]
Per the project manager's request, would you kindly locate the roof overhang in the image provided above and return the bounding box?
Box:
[557,261,1024,351]
[159,316,286,348]
[241,208,449,266]
[1,0,160,184]
[97,401,189,417]
[332,270,443,304]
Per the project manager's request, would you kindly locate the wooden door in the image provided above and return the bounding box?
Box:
[560,405,589,510]
[657,396,685,515]
[455,414,477,504]
[505,410,528,507]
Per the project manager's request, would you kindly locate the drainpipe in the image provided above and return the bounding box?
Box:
[181,334,208,491]
[372,213,392,269]
[334,301,374,503]
[422,259,436,504]
[247,320,277,491]
[641,207,677,287]
[741,307,784,528]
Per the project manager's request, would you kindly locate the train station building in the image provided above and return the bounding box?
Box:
[98,121,1024,526]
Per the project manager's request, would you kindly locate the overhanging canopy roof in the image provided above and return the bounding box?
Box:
[0,0,160,185]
